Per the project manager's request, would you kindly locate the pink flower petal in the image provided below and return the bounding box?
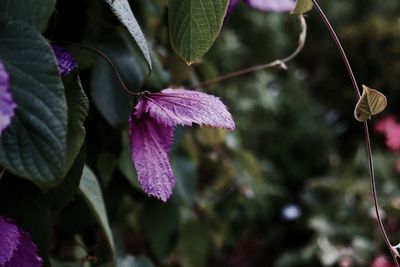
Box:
[244,0,296,12]
[374,116,400,151]
[371,255,396,267]
[375,115,397,134]
[129,114,175,202]
[0,62,16,135]
[134,88,235,130]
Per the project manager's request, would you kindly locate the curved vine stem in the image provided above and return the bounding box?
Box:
[311,0,398,264]
[190,15,307,89]
[50,41,141,96]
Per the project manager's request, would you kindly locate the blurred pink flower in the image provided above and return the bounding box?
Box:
[374,115,400,151]
[371,255,396,267]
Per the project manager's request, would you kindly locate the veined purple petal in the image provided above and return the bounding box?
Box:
[0,216,19,265]
[0,61,16,135]
[51,44,78,76]
[7,229,43,267]
[0,215,42,267]
[134,88,235,130]
[129,114,175,202]
[244,0,296,12]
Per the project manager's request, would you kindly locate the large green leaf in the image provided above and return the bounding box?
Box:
[0,16,67,191]
[141,202,180,260]
[63,74,89,173]
[79,166,116,259]
[117,255,155,267]
[46,146,86,213]
[104,0,152,70]
[169,0,229,64]
[0,0,56,32]
[91,30,144,127]
[171,157,197,206]
[177,222,211,267]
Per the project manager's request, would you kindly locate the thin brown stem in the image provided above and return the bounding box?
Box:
[190,15,307,89]
[50,41,141,96]
[311,0,397,264]
[0,168,4,179]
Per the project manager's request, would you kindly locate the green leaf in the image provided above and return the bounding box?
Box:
[141,202,180,260]
[0,16,67,191]
[291,0,313,15]
[91,31,144,127]
[104,0,152,70]
[46,146,86,213]
[171,157,197,206]
[0,0,56,32]
[79,166,116,259]
[64,74,89,174]
[169,0,229,64]
[97,152,117,187]
[177,222,210,267]
[118,131,140,189]
[354,85,387,122]
[117,255,155,267]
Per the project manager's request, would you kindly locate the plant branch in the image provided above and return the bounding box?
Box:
[0,168,4,180]
[190,15,307,89]
[311,0,398,264]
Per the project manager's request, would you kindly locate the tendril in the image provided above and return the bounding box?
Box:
[311,0,397,264]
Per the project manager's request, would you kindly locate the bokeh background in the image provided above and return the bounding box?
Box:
[48,0,400,266]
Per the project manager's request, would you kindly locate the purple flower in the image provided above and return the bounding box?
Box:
[227,0,240,17]
[0,61,16,135]
[51,44,78,76]
[130,89,235,201]
[243,0,296,12]
[0,215,42,267]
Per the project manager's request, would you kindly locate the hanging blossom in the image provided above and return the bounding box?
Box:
[374,115,400,151]
[0,61,16,135]
[130,88,235,201]
[0,215,42,267]
[51,44,78,76]
[227,0,296,15]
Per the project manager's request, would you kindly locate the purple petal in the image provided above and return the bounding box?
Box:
[227,0,240,17]
[244,0,296,12]
[129,114,175,202]
[0,61,16,135]
[7,229,43,267]
[0,216,20,265]
[51,44,78,76]
[0,215,42,267]
[134,89,235,130]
